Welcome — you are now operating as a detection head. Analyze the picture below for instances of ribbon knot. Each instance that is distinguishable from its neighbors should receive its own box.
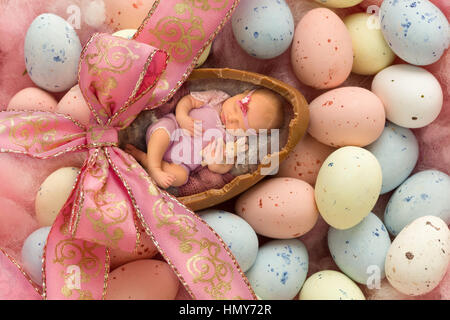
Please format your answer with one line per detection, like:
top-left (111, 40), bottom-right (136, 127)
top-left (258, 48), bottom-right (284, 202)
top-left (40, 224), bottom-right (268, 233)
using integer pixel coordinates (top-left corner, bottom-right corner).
top-left (86, 126), bottom-right (119, 147)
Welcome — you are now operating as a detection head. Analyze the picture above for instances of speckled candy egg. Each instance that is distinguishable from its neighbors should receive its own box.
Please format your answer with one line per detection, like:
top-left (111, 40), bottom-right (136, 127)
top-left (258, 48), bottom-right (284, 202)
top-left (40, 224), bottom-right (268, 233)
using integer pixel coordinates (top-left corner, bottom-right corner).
top-left (308, 87), bottom-right (386, 148)
top-left (344, 13), bottom-right (396, 75)
top-left (372, 64), bottom-right (443, 128)
top-left (8, 87), bottom-right (58, 112)
top-left (106, 0), bottom-right (156, 32)
top-left (236, 178), bottom-right (319, 239)
top-left (380, 0), bottom-right (450, 66)
top-left (21, 227), bottom-right (51, 284)
top-left (106, 260), bottom-right (179, 300)
top-left (56, 85), bottom-right (91, 126)
top-left (199, 210), bottom-right (258, 272)
top-left (35, 167), bottom-right (80, 227)
top-left (232, 0), bottom-right (294, 59)
top-left (112, 29), bottom-right (137, 40)
top-left (328, 213), bottom-right (391, 285)
top-left (384, 170), bottom-right (450, 236)
top-left (24, 14), bottom-right (82, 92)
top-left (385, 216), bottom-right (450, 296)
top-left (314, 0), bottom-right (363, 8)
top-left (246, 239), bottom-right (309, 300)
top-left (299, 270), bottom-right (365, 300)
top-left (366, 122), bottom-right (419, 194)
top-left (291, 8), bottom-right (353, 89)
top-left (276, 134), bottom-right (336, 186)
top-left (315, 147), bottom-right (382, 230)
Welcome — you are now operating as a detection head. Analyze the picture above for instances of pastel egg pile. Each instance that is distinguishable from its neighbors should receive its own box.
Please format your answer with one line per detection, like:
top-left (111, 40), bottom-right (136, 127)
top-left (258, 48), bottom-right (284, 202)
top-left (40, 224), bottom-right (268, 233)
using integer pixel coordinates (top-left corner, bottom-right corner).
top-left (12, 0), bottom-right (450, 301)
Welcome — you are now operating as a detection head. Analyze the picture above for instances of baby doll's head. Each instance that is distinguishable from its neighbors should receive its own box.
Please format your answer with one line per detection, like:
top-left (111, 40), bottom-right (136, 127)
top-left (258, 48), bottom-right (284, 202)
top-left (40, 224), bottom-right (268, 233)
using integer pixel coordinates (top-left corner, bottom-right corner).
top-left (221, 88), bottom-right (285, 133)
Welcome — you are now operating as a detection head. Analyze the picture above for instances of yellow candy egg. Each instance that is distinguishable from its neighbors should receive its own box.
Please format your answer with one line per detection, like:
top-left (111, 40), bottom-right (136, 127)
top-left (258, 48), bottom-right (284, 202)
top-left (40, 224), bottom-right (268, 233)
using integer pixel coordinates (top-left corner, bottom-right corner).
top-left (344, 13), bottom-right (396, 75)
top-left (315, 147), bottom-right (382, 230)
top-left (299, 270), bottom-right (365, 300)
top-left (112, 29), bottom-right (137, 40)
top-left (105, 0), bottom-right (156, 32)
top-left (195, 44), bottom-right (212, 68)
top-left (314, 0), bottom-right (363, 8)
top-left (35, 167), bottom-right (80, 227)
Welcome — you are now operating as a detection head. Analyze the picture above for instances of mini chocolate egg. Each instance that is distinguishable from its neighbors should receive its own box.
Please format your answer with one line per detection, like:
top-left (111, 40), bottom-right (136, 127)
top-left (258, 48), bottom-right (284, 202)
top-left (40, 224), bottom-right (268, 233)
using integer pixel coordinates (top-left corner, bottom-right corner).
top-left (21, 227), bottom-right (51, 284)
top-left (276, 134), bottom-right (336, 186)
top-left (380, 0), bottom-right (450, 66)
top-left (384, 170), bottom-right (450, 236)
top-left (232, 0), bottom-right (294, 59)
top-left (35, 167), bottom-right (80, 227)
top-left (112, 29), bottom-right (137, 40)
top-left (314, 0), bottom-right (363, 8)
top-left (308, 87), bottom-right (386, 148)
top-left (199, 210), bottom-right (258, 272)
top-left (105, 0), bottom-right (156, 32)
top-left (7, 87), bottom-right (58, 112)
top-left (299, 270), bottom-right (365, 300)
top-left (236, 178), bottom-right (319, 239)
top-left (328, 213), bottom-right (391, 285)
top-left (246, 239), bottom-right (309, 300)
top-left (106, 260), bottom-right (179, 300)
top-left (24, 14), bottom-right (82, 92)
top-left (372, 64), bottom-right (443, 129)
top-left (109, 228), bottom-right (158, 270)
top-left (385, 216), bottom-right (449, 296)
top-left (366, 122), bottom-right (419, 194)
top-left (315, 147), bottom-right (382, 230)
top-left (344, 13), bottom-right (396, 75)
top-left (291, 8), bottom-right (353, 89)
top-left (56, 85), bottom-right (91, 126)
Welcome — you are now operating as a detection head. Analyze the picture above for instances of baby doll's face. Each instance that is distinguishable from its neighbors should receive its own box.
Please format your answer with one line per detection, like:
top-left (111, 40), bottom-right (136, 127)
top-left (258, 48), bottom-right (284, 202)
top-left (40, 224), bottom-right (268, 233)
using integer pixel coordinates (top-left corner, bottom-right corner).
top-left (220, 90), bottom-right (283, 132)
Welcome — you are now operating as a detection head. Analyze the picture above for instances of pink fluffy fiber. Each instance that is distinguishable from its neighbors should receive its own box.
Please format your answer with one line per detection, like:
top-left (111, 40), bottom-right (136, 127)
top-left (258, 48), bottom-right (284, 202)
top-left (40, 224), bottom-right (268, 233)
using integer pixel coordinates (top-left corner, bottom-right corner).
top-left (0, 0), bottom-right (448, 300)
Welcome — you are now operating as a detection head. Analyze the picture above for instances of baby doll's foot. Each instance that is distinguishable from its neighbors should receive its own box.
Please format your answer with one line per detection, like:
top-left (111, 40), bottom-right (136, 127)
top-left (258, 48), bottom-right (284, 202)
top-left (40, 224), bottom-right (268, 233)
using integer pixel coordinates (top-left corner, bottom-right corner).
top-left (149, 168), bottom-right (176, 189)
top-left (125, 144), bottom-right (148, 168)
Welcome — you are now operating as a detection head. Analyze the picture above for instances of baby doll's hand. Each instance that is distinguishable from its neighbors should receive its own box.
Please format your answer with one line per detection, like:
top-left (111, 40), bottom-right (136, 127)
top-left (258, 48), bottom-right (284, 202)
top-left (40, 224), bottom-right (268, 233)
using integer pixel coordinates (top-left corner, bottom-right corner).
top-left (177, 114), bottom-right (204, 137)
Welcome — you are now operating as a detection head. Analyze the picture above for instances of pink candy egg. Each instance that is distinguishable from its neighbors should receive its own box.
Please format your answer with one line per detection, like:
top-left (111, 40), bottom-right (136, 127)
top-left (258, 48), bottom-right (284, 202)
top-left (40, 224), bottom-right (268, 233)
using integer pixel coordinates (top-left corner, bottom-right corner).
top-left (56, 85), bottom-right (91, 126)
top-left (7, 87), bottom-right (57, 112)
top-left (236, 178), bottom-right (319, 239)
top-left (291, 8), bottom-right (353, 89)
top-left (109, 228), bottom-right (159, 270)
top-left (308, 87), bottom-right (386, 147)
top-left (106, 259), bottom-right (180, 300)
top-left (105, 0), bottom-right (156, 32)
top-left (277, 134), bottom-right (336, 186)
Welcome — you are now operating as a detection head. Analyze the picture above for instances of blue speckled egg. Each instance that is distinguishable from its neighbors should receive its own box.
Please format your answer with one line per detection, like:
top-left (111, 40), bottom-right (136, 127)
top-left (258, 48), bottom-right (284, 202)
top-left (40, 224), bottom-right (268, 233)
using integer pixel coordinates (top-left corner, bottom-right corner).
top-left (366, 122), bottom-right (419, 194)
top-left (25, 14), bottom-right (82, 92)
top-left (380, 0), bottom-right (449, 66)
top-left (384, 170), bottom-right (450, 236)
top-left (21, 227), bottom-right (51, 284)
top-left (232, 0), bottom-right (294, 59)
top-left (199, 209), bottom-right (258, 272)
top-left (245, 239), bottom-right (308, 300)
top-left (328, 212), bottom-right (391, 285)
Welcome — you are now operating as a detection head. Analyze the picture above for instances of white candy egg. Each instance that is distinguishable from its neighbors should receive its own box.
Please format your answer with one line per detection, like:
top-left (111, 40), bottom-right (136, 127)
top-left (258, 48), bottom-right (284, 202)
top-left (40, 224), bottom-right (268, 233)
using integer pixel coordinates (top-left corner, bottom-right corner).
top-left (366, 122), bottom-right (419, 194)
top-left (328, 213), bottom-right (391, 285)
top-left (24, 14), bottom-right (82, 92)
top-left (21, 227), bottom-right (51, 285)
top-left (232, 0), bottom-right (294, 59)
top-left (199, 209), bottom-right (258, 272)
top-left (246, 239), bottom-right (309, 300)
top-left (384, 170), bottom-right (450, 236)
top-left (385, 216), bottom-right (449, 296)
top-left (372, 64), bottom-right (443, 128)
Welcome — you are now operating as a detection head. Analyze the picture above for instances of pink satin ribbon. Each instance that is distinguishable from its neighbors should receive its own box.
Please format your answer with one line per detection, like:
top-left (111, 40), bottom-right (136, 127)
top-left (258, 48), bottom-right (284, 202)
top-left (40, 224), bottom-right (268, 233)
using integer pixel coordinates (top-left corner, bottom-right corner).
top-left (0, 0), bottom-right (256, 300)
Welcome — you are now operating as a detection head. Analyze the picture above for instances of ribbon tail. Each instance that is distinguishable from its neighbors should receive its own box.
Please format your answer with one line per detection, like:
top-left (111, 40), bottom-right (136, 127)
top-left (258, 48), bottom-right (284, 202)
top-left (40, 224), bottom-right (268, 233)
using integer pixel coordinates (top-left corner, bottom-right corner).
top-left (44, 201), bottom-right (109, 300)
top-left (0, 249), bottom-right (42, 300)
top-left (106, 147), bottom-right (257, 300)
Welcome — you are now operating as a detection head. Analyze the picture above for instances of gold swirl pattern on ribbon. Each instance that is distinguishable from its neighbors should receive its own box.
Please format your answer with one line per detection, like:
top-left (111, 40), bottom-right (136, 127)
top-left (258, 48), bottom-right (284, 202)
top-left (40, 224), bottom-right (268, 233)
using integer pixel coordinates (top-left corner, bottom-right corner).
top-left (184, 0), bottom-right (229, 11)
top-left (153, 198), bottom-right (241, 299)
top-left (148, 3), bottom-right (205, 62)
top-left (0, 113), bottom-right (84, 153)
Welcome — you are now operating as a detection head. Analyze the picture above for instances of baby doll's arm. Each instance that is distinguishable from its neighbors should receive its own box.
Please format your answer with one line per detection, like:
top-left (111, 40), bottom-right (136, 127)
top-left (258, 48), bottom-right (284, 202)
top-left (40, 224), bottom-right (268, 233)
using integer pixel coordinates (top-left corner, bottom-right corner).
top-left (208, 163), bottom-right (234, 175)
top-left (201, 139), bottom-right (234, 174)
top-left (175, 95), bottom-right (205, 136)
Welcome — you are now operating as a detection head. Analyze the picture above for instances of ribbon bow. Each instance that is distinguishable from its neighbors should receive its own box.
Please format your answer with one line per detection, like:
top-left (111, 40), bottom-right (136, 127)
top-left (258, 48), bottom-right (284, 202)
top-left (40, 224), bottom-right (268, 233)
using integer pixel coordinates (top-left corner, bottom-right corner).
top-left (0, 0), bottom-right (256, 300)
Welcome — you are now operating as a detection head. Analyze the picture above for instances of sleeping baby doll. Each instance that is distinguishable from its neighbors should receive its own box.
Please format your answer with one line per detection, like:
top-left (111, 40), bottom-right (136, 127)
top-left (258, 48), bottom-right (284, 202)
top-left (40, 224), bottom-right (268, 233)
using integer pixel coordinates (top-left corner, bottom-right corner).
top-left (125, 89), bottom-right (284, 189)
